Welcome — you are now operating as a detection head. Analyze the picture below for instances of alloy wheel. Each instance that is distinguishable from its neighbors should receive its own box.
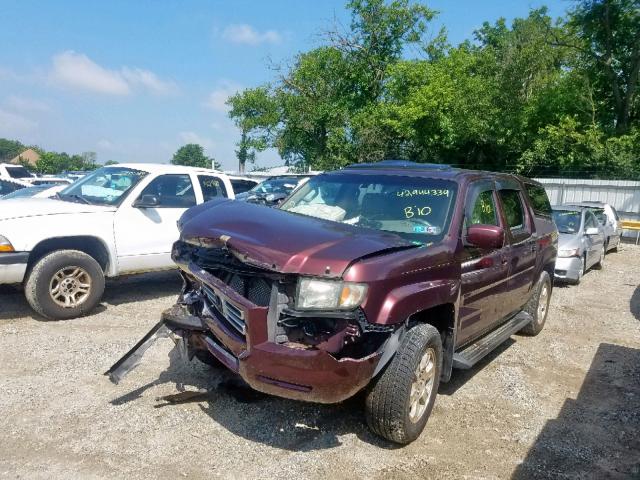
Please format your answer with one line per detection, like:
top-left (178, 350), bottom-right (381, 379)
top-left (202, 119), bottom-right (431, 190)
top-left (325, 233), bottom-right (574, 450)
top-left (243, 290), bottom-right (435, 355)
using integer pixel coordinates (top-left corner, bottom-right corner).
top-left (537, 283), bottom-right (549, 322)
top-left (409, 348), bottom-right (436, 423)
top-left (49, 266), bottom-right (92, 308)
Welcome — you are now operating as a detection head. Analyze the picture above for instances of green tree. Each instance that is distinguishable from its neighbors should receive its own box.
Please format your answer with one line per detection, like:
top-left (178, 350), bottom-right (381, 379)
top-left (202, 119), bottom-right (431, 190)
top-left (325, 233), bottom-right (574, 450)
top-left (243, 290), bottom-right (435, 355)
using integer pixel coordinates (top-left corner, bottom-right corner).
top-left (227, 87), bottom-right (278, 172)
top-left (559, 0), bottom-right (640, 134)
top-left (35, 152), bottom-right (88, 174)
top-left (171, 144), bottom-right (220, 169)
top-left (224, 0), bottom-right (640, 179)
top-left (104, 160), bottom-right (119, 166)
top-left (0, 138), bottom-right (25, 161)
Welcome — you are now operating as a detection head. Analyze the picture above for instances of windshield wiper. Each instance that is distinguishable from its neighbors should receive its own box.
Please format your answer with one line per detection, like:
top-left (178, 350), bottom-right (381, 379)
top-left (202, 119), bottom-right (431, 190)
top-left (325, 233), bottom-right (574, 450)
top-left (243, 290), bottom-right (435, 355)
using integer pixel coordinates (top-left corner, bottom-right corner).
top-left (57, 193), bottom-right (92, 205)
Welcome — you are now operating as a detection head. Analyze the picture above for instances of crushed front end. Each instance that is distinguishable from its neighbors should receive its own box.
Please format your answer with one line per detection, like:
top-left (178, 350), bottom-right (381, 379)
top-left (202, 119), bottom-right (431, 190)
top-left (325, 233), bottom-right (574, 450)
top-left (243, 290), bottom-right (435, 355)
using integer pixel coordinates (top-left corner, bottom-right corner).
top-left (107, 240), bottom-right (396, 404)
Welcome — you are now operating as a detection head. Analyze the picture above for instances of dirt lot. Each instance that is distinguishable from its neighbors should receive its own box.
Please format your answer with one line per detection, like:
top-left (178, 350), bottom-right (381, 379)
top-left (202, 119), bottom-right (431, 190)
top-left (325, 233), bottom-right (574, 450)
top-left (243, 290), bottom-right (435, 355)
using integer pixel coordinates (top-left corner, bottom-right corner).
top-left (1, 246), bottom-right (639, 480)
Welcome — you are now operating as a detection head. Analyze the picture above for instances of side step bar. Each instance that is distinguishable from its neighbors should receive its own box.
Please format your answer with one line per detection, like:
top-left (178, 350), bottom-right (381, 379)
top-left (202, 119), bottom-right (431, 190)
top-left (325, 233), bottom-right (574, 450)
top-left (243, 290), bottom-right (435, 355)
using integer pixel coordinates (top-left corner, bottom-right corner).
top-left (452, 311), bottom-right (532, 369)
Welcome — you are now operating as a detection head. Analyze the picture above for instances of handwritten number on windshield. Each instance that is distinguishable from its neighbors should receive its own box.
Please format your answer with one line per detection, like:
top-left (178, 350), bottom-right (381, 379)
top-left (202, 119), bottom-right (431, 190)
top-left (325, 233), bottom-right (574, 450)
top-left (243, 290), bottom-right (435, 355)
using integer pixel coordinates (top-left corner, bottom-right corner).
top-left (404, 206), bottom-right (432, 219)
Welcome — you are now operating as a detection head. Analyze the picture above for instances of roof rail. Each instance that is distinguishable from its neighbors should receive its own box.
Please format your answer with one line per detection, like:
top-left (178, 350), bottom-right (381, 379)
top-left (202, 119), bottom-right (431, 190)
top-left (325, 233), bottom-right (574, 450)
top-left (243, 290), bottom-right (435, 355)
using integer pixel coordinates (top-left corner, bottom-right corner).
top-left (345, 160), bottom-right (451, 170)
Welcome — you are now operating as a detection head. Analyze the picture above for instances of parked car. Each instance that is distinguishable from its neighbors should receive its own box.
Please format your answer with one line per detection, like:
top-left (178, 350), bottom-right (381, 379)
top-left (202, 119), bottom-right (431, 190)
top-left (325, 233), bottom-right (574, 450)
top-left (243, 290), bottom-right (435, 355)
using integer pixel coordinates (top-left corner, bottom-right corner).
top-left (0, 178), bottom-right (30, 197)
top-left (0, 163), bottom-right (35, 181)
top-left (27, 176), bottom-right (73, 186)
top-left (227, 176), bottom-right (259, 195)
top-left (107, 160), bottom-right (557, 444)
top-left (551, 206), bottom-right (605, 284)
top-left (1, 184), bottom-right (67, 200)
top-left (564, 201), bottom-right (622, 253)
top-left (235, 175), bottom-right (310, 206)
top-left (0, 163), bottom-right (234, 320)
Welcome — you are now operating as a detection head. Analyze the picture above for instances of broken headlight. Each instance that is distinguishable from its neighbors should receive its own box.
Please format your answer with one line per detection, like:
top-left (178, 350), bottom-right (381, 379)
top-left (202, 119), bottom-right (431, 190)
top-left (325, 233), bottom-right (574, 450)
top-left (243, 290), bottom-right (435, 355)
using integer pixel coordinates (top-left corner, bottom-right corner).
top-left (295, 278), bottom-right (367, 310)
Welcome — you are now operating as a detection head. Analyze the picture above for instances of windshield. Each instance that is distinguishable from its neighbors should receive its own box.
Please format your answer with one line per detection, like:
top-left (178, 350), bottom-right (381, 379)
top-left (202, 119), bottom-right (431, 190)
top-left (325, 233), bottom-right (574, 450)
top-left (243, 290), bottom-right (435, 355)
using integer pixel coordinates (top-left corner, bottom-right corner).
top-left (280, 173), bottom-right (457, 243)
top-left (58, 167), bottom-right (147, 206)
top-left (1, 185), bottom-right (49, 199)
top-left (251, 177), bottom-right (300, 195)
top-left (552, 210), bottom-right (582, 234)
top-left (6, 165), bottom-right (33, 179)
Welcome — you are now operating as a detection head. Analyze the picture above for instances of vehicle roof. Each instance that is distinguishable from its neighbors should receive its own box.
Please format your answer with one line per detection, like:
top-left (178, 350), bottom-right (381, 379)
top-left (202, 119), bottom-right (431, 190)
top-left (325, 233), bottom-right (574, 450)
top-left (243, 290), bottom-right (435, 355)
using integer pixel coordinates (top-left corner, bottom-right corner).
top-left (564, 201), bottom-right (607, 208)
top-left (335, 160), bottom-right (541, 186)
top-left (227, 175), bottom-right (259, 182)
top-left (108, 163), bottom-right (226, 175)
top-left (552, 205), bottom-right (589, 212)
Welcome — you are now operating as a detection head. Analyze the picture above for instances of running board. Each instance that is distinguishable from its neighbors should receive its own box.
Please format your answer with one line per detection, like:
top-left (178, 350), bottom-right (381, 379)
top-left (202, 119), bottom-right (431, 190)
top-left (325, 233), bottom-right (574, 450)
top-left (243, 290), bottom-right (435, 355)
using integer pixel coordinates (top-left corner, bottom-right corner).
top-left (452, 311), bottom-right (532, 369)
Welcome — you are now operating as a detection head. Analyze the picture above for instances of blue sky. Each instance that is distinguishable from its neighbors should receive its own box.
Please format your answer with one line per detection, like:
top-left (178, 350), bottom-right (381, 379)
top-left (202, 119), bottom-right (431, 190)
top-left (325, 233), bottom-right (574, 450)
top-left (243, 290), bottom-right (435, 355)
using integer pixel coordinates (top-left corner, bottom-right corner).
top-left (0, 0), bottom-right (568, 171)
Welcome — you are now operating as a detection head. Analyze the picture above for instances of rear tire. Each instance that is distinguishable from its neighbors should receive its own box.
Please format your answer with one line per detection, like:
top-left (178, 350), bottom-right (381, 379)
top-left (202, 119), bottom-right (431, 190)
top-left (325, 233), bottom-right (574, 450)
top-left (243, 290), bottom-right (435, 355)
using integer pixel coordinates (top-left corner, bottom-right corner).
top-left (25, 250), bottom-right (105, 320)
top-left (520, 271), bottom-right (551, 336)
top-left (365, 323), bottom-right (442, 444)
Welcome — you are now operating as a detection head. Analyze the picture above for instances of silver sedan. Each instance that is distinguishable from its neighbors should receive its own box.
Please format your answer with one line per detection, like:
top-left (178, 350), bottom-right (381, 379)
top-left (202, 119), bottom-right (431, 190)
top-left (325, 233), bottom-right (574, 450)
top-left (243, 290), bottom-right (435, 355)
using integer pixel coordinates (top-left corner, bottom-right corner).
top-left (551, 206), bottom-right (606, 284)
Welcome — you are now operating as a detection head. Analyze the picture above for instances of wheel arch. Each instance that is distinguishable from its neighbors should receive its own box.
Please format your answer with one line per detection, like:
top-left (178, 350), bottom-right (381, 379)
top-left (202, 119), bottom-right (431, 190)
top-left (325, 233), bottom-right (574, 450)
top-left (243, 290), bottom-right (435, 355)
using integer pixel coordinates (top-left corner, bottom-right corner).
top-left (408, 303), bottom-right (457, 383)
top-left (27, 236), bottom-right (112, 277)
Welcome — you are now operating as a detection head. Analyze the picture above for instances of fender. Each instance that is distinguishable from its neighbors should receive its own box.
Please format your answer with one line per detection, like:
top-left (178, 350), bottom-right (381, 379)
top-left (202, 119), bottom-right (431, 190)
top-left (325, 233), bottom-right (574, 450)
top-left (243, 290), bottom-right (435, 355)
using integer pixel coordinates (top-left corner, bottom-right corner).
top-left (371, 278), bottom-right (460, 326)
top-left (370, 280), bottom-right (461, 382)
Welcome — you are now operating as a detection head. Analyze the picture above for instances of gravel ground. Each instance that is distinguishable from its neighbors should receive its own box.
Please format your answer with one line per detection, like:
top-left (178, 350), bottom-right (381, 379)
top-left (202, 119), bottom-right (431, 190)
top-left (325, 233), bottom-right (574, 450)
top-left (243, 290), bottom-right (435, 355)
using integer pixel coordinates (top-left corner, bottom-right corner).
top-left (1, 245), bottom-right (639, 479)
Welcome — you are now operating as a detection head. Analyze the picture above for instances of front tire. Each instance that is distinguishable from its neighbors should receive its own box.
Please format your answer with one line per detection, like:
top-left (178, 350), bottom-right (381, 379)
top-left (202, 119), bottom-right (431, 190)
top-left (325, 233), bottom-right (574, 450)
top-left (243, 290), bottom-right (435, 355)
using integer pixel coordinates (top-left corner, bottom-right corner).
top-left (25, 250), bottom-right (105, 320)
top-left (365, 323), bottom-right (442, 444)
top-left (520, 271), bottom-right (551, 336)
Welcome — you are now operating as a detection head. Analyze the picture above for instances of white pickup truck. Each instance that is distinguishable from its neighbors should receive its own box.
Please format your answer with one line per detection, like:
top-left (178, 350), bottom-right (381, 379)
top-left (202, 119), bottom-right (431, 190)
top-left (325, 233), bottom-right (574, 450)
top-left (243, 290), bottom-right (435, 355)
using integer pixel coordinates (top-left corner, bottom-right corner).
top-left (0, 163), bottom-right (234, 319)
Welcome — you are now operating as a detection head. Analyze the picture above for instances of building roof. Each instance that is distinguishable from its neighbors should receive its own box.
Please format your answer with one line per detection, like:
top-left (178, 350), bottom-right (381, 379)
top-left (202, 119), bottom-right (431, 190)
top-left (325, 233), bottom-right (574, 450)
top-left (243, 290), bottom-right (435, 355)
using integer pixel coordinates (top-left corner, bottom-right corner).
top-left (10, 148), bottom-right (40, 166)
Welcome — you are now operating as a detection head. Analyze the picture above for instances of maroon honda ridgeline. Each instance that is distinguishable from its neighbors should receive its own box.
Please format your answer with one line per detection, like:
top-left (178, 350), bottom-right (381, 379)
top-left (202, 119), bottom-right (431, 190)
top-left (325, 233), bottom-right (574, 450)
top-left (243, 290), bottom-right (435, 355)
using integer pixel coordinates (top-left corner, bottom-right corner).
top-left (107, 161), bottom-right (557, 444)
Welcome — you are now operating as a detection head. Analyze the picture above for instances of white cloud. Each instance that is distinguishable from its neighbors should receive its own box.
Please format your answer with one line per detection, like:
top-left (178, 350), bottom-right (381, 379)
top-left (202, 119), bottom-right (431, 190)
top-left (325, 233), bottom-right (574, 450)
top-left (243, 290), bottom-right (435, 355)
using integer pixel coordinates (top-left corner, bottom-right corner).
top-left (121, 67), bottom-right (177, 95)
top-left (0, 108), bottom-right (37, 135)
top-left (97, 139), bottom-right (114, 150)
top-left (222, 24), bottom-right (282, 46)
top-left (204, 81), bottom-right (242, 112)
top-left (50, 51), bottom-right (130, 95)
top-left (179, 131), bottom-right (215, 150)
top-left (4, 95), bottom-right (50, 112)
top-left (49, 51), bottom-right (177, 96)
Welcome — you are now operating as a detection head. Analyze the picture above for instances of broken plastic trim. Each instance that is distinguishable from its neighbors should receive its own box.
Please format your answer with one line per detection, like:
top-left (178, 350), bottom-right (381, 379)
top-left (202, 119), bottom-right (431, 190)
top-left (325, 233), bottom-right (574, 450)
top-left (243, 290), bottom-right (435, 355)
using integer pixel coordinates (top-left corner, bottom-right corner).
top-left (104, 320), bottom-right (172, 384)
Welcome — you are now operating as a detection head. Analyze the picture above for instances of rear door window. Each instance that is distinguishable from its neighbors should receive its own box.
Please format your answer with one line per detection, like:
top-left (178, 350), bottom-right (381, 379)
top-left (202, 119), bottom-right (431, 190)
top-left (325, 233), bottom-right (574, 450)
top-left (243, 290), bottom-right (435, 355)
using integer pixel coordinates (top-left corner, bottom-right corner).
top-left (198, 175), bottom-right (228, 201)
top-left (499, 189), bottom-right (531, 241)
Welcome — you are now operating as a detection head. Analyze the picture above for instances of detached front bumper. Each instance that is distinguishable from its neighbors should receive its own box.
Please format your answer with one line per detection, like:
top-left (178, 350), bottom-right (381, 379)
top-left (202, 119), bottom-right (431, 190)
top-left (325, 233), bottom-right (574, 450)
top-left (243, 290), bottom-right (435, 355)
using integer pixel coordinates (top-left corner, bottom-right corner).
top-left (106, 265), bottom-right (383, 404)
top-left (554, 256), bottom-right (583, 282)
top-left (0, 252), bottom-right (29, 284)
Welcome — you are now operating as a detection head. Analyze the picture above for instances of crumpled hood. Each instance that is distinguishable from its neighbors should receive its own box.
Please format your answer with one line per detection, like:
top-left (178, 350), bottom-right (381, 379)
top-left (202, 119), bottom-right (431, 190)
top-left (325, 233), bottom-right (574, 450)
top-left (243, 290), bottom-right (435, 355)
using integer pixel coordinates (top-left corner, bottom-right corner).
top-left (179, 199), bottom-right (415, 277)
top-left (0, 198), bottom-right (116, 221)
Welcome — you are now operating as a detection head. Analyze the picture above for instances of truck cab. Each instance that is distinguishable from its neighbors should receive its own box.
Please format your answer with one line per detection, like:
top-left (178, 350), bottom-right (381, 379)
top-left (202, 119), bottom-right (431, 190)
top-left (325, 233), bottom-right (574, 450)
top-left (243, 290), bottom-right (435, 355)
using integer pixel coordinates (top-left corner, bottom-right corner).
top-left (0, 163), bottom-right (233, 319)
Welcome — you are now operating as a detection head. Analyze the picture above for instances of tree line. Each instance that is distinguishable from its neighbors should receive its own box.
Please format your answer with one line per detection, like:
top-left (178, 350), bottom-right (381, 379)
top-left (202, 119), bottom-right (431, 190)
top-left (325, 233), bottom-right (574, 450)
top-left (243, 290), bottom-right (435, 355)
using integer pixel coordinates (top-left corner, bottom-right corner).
top-left (0, 138), bottom-right (219, 174)
top-left (228, 0), bottom-right (640, 179)
top-left (0, 138), bottom-right (112, 174)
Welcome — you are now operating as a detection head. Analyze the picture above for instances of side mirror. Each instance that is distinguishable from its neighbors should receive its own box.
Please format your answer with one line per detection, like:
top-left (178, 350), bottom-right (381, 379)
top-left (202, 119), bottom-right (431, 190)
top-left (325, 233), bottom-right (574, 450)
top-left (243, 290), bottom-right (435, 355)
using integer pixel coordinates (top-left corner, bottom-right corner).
top-left (133, 194), bottom-right (160, 208)
top-left (466, 224), bottom-right (505, 249)
top-left (585, 227), bottom-right (599, 236)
